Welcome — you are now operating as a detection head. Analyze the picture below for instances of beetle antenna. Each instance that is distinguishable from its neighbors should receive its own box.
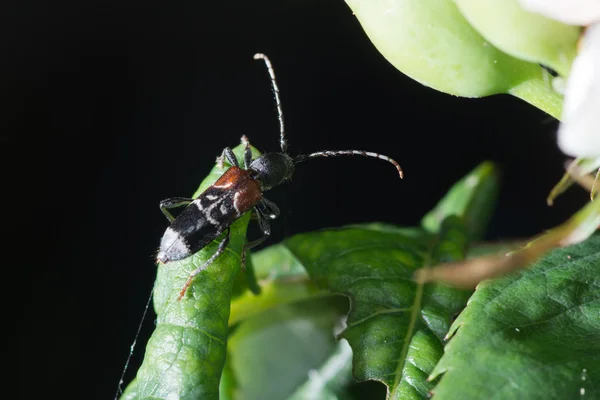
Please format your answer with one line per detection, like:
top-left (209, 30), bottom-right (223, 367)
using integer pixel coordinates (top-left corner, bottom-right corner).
top-left (254, 53), bottom-right (287, 153)
top-left (295, 150), bottom-right (404, 179)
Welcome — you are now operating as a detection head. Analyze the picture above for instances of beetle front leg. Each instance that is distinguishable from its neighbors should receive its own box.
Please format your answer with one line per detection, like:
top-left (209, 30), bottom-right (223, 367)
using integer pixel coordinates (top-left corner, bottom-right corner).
top-left (216, 147), bottom-right (239, 169)
top-left (159, 197), bottom-right (194, 222)
top-left (178, 228), bottom-right (231, 301)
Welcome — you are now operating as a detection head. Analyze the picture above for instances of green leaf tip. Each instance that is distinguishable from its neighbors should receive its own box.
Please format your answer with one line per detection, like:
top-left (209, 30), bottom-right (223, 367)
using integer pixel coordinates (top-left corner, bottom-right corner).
top-left (422, 161), bottom-right (500, 242)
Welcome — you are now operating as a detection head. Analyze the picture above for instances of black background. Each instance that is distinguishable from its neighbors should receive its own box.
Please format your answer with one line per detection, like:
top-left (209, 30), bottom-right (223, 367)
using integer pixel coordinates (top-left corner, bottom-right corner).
top-left (2, 1), bottom-right (586, 399)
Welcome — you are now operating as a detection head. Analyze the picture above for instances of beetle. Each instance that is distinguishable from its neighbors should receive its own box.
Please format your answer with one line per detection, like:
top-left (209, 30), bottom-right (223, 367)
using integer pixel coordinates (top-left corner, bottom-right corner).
top-left (157, 53), bottom-right (404, 300)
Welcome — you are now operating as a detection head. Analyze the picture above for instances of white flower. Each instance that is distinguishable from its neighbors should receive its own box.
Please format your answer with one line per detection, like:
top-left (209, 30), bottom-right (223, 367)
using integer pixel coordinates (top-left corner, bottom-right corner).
top-left (519, 0), bottom-right (600, 26)
top-left (558, 24), bottom-right (600, 158)
top-left (519, 0), bottom-right (600, 158)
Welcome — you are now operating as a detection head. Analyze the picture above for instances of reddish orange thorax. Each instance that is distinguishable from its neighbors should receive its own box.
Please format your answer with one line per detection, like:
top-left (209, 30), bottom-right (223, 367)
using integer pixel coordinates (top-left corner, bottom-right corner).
top-left (213, 166), bottom-right (263, 214)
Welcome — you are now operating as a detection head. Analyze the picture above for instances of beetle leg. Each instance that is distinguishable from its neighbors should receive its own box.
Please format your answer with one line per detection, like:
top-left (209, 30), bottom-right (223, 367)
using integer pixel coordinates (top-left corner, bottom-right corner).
top-left (178, 228), bottom-right (231, 301)
top-left (159, 197), bottom-right (194, 222)
top-left (242, 136), bottom-right (253, 169)
top-left (256, 197), bottom-right (280, 220)
top-left (241, 208), bottom-right (271, 270)
top-left (216, 147), bottom-right (238, 169)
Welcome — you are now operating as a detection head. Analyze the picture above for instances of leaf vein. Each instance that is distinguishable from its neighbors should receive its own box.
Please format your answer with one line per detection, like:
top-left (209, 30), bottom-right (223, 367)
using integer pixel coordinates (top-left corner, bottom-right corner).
top-left (346, 307), bottom-right (412, 330)
top-left (160, 322), bottom-right (226, 347)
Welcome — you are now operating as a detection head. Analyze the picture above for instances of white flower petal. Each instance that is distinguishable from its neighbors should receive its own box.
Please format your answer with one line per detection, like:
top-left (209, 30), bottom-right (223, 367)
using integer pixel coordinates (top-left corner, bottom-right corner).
top-left (558, 23), bottom-right (600, 158)
top-left (519, 0), bottom-right (600, 26)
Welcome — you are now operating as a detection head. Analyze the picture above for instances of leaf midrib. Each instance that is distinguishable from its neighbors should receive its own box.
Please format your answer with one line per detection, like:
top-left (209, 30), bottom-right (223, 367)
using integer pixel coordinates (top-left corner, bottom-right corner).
top-left (389, 278), bottom-right (425, 398)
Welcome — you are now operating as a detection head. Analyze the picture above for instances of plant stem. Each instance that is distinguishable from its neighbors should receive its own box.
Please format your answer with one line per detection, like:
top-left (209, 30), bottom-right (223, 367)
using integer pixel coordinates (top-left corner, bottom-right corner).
top-left (508, 75), bottom-right (563, 120)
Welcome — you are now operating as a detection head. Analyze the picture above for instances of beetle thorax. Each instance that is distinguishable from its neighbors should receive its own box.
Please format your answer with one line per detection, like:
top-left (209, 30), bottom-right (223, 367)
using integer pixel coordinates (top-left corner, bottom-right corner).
top-left (249, 152), bottom-right (294, 190)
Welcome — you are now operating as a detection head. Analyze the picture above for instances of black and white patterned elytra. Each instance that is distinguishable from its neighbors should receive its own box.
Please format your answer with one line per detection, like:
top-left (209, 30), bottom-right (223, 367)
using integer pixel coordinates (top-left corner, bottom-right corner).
top-left (158, 165), bottom-right (263, 264)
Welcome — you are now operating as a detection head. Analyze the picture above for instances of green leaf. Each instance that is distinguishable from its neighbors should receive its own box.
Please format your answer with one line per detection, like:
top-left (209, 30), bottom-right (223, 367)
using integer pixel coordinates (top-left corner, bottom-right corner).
top-left (345, 0), bottom-right (563, 118)
top-left (421, 161), bottom-right (499, 242)
top-left (251, 242), bottom-right (312, 280)
top-left (285, 217), bottom-right (472, 399)
top-left (231, 247), bottom-right (261, 299)
top-left (229, 244), bottom-right (327, 327)
top-left (219, 356), bottom-right (237, 400)
top-left (430, 235), bottom-right (600, 399)
top-left (224, 244), bottom-right (348, 399)
top-left (454, 0), bottom-right (580, 76)
top-left (225, 297), bottom-right (350, 400)
top-left (122, 143), bottom-right (260, 400)
top-left (287, 340), bottom-right (354, 400)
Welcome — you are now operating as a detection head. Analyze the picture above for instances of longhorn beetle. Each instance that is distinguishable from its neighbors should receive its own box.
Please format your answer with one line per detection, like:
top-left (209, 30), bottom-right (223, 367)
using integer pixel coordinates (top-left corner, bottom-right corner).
top-left (158, 53), bottom-right (403, 300)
